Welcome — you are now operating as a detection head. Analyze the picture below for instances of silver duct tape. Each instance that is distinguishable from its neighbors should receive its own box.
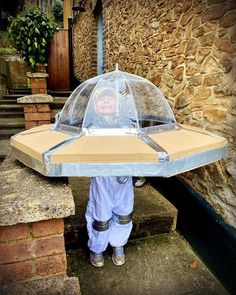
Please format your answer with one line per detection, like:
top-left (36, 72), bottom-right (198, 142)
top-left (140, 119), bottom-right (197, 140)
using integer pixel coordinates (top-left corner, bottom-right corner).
top-left (11, 145), bottom-right (227, 177)
top-left (11, 146), bottom-right (47, 175)
top-left (43, 133), bottom-right (84, 164)
top-left (138, 133), bottom-right (169, 162)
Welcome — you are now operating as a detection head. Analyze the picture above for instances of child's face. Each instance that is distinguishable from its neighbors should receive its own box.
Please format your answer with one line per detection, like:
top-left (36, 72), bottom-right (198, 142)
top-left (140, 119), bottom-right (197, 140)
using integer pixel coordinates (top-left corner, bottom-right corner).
top-left (96, 94), bottom-right (116, 116)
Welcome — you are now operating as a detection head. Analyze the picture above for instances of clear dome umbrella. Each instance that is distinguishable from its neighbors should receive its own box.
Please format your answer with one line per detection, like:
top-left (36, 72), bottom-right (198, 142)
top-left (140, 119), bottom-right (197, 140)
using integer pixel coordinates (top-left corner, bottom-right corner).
top-left (11, 66), bottom-right (227, 177)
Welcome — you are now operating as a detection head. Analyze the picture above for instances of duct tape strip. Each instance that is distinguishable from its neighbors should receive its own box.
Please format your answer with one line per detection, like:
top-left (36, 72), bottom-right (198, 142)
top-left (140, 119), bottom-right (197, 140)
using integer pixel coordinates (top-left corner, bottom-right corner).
top-left (43, 132), bottom-right (84, 164)
top-left (11, 145), bottom-right (227, 177)
top-left (138, 133), bottom-right (169, 162)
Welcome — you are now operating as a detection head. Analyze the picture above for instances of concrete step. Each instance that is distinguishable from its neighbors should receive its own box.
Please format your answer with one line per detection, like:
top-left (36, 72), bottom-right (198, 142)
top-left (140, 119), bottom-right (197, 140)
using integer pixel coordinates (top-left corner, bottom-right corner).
top-left (51, 97), bottom-right (67, 121)
top-left (0, 111), bottom-right (24, 118)
top-left (67, 232), bottom-right (230, 295)
top-left (2, 94), bottom-right (24, 100)
top-left (52, 97), bottom-right (68, 104)
top-left (9, 88), bottom-right (31, 95)
top-left (0, 99), bottom-right (19, 104)
top-left (48, 90), bottom-right (72, 97)
top-left (0, 128), bottom-right (25, 139)
top-left (65, 178), bottom-right (177, 249)
top-left (0, 118), bottom-right (25, 129)
top-left (0, 104), bottom-right (23, 111)
top-left (0, 139), bottom-right (11, 158)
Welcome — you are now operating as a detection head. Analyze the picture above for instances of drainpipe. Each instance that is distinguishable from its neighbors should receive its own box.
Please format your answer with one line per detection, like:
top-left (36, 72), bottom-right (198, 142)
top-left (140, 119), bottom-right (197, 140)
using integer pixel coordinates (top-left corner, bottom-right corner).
top-left (68, 17), bottom-right (81, 90)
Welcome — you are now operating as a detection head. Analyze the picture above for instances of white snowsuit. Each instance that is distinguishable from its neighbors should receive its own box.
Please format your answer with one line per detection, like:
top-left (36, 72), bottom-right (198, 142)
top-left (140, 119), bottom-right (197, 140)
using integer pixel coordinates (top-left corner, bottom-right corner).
top-left (86, 176), bottom-right (134, 254)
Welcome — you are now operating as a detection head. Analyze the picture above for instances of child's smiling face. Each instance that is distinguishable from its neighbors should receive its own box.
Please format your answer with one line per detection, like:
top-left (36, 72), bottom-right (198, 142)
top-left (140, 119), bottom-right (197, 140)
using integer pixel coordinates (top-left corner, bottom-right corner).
top-left (96, 92), bottom-right (116, 116)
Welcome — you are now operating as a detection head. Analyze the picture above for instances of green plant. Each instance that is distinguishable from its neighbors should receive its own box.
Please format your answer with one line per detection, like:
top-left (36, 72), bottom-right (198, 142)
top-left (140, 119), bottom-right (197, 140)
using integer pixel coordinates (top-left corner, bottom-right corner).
top-left (8, 8), bottom-right (58, 69)
top-left (51, 1), bottom-right (63, 27)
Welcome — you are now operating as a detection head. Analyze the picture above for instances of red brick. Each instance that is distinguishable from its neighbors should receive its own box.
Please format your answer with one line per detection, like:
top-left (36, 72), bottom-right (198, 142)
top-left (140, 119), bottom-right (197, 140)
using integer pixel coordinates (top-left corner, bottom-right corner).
top-left (36, 236), bottom-right (65, 258)
top-left (0, 261), bottom-right (33, 285)
top-left (25, 112), bottom-right (51, 121)
top-left (0, 241), bottom-right (35, 264)
top-left (25, 121), bottom-right (38, 129)
top-left (31, 79), bottom-right (47, 89)
top-left (36, 104), bottom-right (50, 113)
top-left (35, 253), bottom-right (67, 277)
top-left (24, 104), bottom-right (37, 113)
top-left (38, 88), bottom-right (47, 94)
top-left (37, 120), bottom-right (51, 125)
top-left (32, 219), bottom-right (64, 238)
top-left (32, 88), bottom-right (47, 94)
top-left (0, 224), bottom-right (30, 242)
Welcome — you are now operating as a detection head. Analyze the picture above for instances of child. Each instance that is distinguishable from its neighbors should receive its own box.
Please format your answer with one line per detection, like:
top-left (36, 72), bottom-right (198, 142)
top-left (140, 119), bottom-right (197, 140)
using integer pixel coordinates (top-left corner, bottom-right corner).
top-left (85, 87), bottom-right (134, 267)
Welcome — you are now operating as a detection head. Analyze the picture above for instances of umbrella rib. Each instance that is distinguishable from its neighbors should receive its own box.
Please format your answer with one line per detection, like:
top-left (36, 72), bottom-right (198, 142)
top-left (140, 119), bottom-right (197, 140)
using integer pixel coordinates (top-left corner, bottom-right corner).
top-left (43, 133), bottom-right (83, 164)
top-left (121, 72), bottom-right (140, 130)
top-left (138, 133), bottom-right (169, 162)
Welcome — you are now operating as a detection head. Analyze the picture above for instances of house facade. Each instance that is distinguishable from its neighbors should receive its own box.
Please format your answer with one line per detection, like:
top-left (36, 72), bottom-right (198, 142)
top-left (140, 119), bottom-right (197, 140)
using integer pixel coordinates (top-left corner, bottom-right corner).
top-left (72, 0), bottom-right (236, 228)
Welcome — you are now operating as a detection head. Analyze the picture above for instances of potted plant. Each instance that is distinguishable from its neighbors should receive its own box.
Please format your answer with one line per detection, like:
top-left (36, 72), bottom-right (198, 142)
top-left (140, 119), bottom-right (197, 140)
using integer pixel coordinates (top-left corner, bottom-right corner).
top-left (8, 7), bottom-right (58, 71)
top-left (8, 8), bottom-right (58, 94)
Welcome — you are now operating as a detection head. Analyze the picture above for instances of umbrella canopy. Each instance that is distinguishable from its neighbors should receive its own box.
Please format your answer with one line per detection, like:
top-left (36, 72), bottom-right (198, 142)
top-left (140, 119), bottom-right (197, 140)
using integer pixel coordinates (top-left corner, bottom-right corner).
top-left (11, 67), bottom-right (227, 177)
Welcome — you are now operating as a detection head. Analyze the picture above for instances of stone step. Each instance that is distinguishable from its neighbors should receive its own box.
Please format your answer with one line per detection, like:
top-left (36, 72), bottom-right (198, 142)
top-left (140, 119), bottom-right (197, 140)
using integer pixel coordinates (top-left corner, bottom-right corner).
top-left (48, 90), bottom-right (72, 97)
top-left (0, 139), bottom-right (11, 158)
top-left (0, 111), bottom-right (24, 118)
top-left (0, 118), bottom-right (25, 129)
top-left (2, 94), bottom-right (24, 100)
top-left (65, 178), bottom-right (177, 249)
top-left (9, 88), bottom-right (31, 95)
top-left (0, 99), bottom-right (19, 104)
top-left (52, 96), bottom-right (68, 104)
top-left (0, 104), bottom-right (23, 111)
top-left (0, 128), bottom-right (25, 139)
top-left (67, 233), bottom-right (229, 295)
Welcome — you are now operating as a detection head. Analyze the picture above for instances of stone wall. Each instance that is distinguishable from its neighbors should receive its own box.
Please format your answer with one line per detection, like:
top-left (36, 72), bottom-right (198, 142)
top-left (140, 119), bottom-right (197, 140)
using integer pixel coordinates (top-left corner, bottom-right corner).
top-left (0, 73), bottom-right (8, 98)
top-left (0, 53), bottom-right (31, 89)
top-left (72, 0), bottom-right (98, 81)
top-left (72, 0), bottom-right (236, 228)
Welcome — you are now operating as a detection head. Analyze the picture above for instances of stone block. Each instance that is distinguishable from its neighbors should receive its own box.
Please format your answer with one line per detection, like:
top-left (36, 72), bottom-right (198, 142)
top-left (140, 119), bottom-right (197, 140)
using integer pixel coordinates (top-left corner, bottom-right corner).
top-left (0, 154), bottom-right (75, 226)
top-left (17, 94), bottom-right (53, 104)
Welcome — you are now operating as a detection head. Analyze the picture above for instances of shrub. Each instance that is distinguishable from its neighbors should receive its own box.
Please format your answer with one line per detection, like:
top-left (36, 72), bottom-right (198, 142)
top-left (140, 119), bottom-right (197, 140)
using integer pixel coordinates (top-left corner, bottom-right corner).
top-left (52, 1), bottom-right (63, 27)
top-left (8, 8), bottom-right (58, 69)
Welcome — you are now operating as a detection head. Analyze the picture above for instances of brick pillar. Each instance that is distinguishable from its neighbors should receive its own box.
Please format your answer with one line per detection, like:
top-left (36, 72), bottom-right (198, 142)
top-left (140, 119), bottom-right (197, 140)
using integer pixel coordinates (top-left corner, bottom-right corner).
top-left (17, 94), bottom-right (53, 129)
top-left (0, 219), bottom-right (67, 285)
top-left (27, 72), bottom-right (48, 94)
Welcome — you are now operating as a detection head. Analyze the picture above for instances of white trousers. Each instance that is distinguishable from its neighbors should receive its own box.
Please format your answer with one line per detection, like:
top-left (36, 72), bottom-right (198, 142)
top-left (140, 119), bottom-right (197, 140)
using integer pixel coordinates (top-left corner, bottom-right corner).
top-left (85, 176), bottom-right (134, 254)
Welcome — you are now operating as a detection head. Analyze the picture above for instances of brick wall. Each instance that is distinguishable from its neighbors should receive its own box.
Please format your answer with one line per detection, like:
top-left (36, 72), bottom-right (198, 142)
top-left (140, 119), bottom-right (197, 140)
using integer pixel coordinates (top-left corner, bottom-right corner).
top-left (0, 219), bottom-right (67, 285)
top-left (31, 78), bottom-right (47, 94)
top-left (72, 0), bottom-right (236, 228)
top-left (23, 103), bottom-right (51, 129)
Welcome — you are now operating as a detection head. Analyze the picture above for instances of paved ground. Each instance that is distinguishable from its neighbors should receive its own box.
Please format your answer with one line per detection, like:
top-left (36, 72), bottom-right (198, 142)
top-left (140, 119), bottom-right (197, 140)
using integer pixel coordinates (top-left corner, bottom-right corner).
top-left (67, 232), bottom-right (230, 295)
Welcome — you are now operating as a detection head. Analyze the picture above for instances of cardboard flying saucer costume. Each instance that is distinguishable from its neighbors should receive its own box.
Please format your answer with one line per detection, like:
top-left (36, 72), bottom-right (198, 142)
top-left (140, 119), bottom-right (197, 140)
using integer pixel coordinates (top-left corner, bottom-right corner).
top-left (11, 68), bottom-right (227, 177)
